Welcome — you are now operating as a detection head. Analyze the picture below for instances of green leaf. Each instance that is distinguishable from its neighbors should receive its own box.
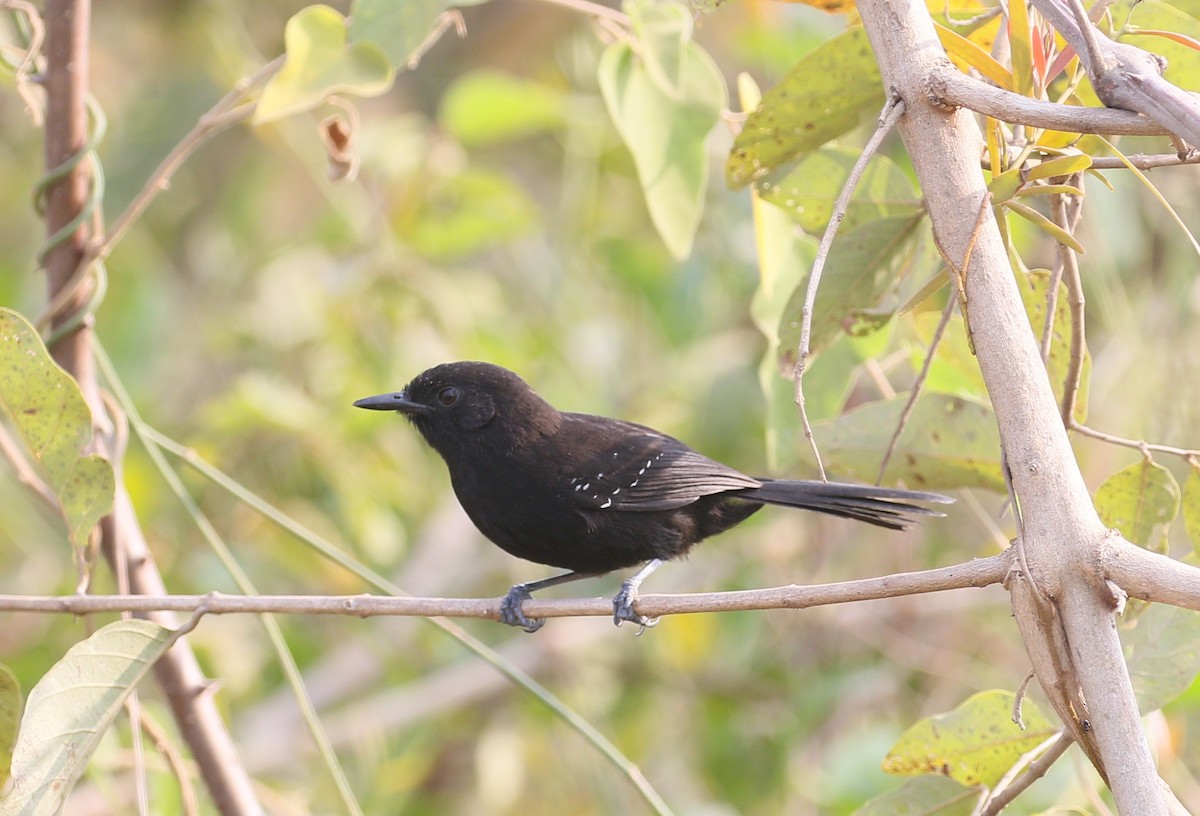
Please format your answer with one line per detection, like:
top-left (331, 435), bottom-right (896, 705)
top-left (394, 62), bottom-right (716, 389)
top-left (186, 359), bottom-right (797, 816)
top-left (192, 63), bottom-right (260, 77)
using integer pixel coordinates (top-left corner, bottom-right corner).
top-left (440, 70), bottom-right (567, 145)
top-left (727, 28), bottom-right (884, 189)
top-left (811, 394), bottom-right (1004, 491)
top-left (0, 308), bottom-right (114, 548)
top-left (882, 691), bottom-right (1056, 788)
top-left (852, 775), bottom-right (979, 816)
top-left (1123, 602), bottom-right (1200, 712)
top-left (1026, 154), bottom-right (1093, 181)
top-left (1095, 460), bottom-right (1180, 552)
top-left (777, 212), bottom-right (924, 360)
top-left (1, 621), bottom-right (174, 816)
top-left (755, 147), bottom-right (922, 235)
top-left (0, 666), bottom-right (19, 790)
top-left (256, 5), bottom-right (394, 124)
top-left (1184, 463), bottom-right (1200, 557)
top-left (598, 3), bottom-right (726, 260)
top-left (1017, 269), bottom-right (1091, 423)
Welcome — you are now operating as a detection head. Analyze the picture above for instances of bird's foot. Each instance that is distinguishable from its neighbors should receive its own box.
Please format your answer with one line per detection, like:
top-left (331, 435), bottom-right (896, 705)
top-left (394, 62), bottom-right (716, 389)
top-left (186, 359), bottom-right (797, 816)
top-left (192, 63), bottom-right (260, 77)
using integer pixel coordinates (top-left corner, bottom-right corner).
top-left (612, 581), bottom-right (659, 634)
top-left (500, 584), bottom-right (545, 633)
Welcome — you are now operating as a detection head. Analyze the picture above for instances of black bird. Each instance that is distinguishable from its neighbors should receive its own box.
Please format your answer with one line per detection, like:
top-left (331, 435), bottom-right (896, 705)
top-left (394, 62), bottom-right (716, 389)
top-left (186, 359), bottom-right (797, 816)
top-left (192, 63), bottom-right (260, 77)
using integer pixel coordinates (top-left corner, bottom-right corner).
top-left (355, 362), bottom-right (951, 632)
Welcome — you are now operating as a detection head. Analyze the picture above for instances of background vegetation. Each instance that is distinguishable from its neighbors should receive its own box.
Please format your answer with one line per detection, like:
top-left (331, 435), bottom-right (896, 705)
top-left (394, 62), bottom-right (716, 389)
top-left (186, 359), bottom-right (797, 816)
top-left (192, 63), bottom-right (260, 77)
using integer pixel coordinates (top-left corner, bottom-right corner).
top-left (3, 0), bottom-right (1200, 813)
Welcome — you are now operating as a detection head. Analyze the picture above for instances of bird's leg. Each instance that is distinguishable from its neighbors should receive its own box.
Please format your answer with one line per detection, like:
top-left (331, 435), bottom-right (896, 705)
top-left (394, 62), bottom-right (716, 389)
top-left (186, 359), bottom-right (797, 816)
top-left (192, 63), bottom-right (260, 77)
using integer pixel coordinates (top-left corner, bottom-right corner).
top-left (500, 570), bottom-right (595, 633)
top-left (612, 558), bottom-right (664, 632)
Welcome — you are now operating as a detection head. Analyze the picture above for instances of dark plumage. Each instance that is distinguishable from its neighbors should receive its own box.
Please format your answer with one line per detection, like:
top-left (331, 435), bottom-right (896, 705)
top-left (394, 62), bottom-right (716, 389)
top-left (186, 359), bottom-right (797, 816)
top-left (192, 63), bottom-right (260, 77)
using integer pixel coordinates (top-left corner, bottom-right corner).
top-left (355, 361), bottom-right (951, 632)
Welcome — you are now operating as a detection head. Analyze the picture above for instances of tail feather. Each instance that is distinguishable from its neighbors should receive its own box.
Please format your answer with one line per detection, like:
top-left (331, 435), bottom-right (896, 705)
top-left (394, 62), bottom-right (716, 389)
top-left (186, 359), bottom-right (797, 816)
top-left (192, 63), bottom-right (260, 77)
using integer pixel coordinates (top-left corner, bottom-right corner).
top-left (744, 479), bottom-right (952, 530)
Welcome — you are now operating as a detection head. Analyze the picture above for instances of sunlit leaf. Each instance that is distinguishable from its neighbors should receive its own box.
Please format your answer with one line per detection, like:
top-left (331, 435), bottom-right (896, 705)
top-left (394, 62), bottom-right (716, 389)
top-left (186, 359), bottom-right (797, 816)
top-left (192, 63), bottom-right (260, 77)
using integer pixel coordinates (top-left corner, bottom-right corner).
top-left (0, 666), bottom-right (18, 790)
top-left (1, 621), bottom-right (174, 816)
top-left (883, 691), bottom-right (1056, 788)
top-left (1123, 602), bottom-right (1200, 711)
top-left (256, 5), bottom-right (394, 124)
top-left (1095, 459), bottom-right (1180, 552)
top-left (754, 147), bottom-right (922, 235)
top-left (0, 308), bottom-right (114, 548)
top-left (934, 22), bottom-right (1013, 90)
top-left (440, 70), bottom-right (567, 145)
top-left (810, 393), bottom-right (1004, 491)
top-left (1026, 153), bottom-right (1093, 181)
top-left (598, 2), bottom-right (726, 259)
top-left (1007, 0), bottom-right (1033, 96)
top-left (1184, 463), bottom-right (1200, 557)
top-left (727, 28), bottom-right (883, 188)
top-left (1017, 269), bottom-right (1090, 423)
top-left (778, 212), bottom-right (924, 360)
top-left (852, 775), bottom-right (979, 815)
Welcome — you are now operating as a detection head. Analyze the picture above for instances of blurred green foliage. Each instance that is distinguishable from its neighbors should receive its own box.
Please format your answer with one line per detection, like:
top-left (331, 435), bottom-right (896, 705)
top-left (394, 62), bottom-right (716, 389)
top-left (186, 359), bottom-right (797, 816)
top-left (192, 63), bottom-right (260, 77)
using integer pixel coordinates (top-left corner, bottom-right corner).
top-left (3, 0), bottom-right (1200, 813)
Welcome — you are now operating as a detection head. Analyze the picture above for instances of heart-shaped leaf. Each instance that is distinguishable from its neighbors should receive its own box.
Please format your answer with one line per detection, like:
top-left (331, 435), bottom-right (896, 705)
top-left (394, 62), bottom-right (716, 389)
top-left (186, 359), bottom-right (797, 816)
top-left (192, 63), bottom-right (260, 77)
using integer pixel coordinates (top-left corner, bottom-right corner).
top-left (257, 5), bottom-right (394, 124)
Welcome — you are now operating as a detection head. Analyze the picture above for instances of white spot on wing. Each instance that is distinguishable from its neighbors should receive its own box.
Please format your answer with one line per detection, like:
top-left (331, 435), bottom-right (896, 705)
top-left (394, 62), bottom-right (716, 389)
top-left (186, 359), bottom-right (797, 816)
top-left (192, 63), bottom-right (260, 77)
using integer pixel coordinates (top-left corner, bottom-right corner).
top-left (601, 498), bottom-right (612, 508)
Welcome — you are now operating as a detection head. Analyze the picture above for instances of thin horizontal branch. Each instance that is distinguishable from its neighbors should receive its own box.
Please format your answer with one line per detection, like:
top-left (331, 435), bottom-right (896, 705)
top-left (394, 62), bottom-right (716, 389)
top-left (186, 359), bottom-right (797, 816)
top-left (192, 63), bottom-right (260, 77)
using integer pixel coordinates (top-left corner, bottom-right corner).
top-left (928, 63), bottom-right (1171, 136)
top-left (0, 552), bottom-right (1012, 622)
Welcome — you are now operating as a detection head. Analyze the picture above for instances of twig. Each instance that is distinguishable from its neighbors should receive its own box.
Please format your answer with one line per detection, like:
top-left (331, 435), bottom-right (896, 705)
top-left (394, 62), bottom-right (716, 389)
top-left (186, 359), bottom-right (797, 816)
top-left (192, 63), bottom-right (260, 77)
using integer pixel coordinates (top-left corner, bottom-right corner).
top-left (979, 732), bottom-right (1074, 816)
top-left (1012, 668), bottom-right (1037, 728)
top-left (0, 553), bottom-right (1013, 620)
top-left (136, 709), bottom-right (199, 816)
top-left (794, 93), bottom-right (907, 480)
top-left (534, 0), bottom-right (631, 25)
top-left (97, 55), bottom-right (285, 261)
top-left (0, 422), bottom-right (60, 512)
top-left (1055, 177), bottom-right (1086, 425)
top-left (404, 10), bottom-right (466, 70)
top-left (875, 294), bottom-right (956, 485)
top-left (1068, 422), bottom-right (1200, 459)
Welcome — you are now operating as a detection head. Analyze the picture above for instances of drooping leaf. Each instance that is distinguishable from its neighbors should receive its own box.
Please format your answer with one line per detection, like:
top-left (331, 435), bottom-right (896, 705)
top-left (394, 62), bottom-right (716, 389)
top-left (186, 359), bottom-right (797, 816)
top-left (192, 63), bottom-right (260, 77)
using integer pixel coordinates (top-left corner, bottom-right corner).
top-left (0, 308), bottom-right (114, 548)
top-left (754, 146), bottom-right (922, 235)
top-left (0, 666), bottom-right (19, 790)
top-left (1122, 602), bottom-right (1200, 711)
top-left (727, 27), bottom-right (883, 188)
top-left (440, 70), bottom-right (567, 145)
top-left (934, 22), bottom-right (1013, 90)
top-left (852, 775), bottom-right (979, 815)
top-left (1095, 459), bottom-right (1180, 552)
top-left (777, 212), bottom-right (925, 360)
top-left (810, 393), bottom-right (1004, 491)
top-left (256, 5), bottom-right (394, 124)
top-left (883, 691), bottom-right (1056, 788)
top-left (598, 1), bottom-right (726, 259)
top-left (1016, 269), bottom-right (1091, 423)
top-left (1, 621), bottom-right (174, 816)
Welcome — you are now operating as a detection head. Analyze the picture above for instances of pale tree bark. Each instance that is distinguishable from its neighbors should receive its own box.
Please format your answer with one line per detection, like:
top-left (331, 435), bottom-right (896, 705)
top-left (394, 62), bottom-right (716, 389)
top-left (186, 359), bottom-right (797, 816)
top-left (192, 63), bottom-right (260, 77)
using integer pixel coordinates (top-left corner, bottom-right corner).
top-left (855, 0), bottom-right (1195, 812)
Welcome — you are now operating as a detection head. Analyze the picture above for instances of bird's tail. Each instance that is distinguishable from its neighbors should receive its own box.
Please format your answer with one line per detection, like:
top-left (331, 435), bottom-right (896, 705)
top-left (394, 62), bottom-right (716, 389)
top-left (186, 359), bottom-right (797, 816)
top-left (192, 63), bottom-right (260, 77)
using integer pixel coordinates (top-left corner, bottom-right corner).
top-left (744, 480), bottom-right (952, 530)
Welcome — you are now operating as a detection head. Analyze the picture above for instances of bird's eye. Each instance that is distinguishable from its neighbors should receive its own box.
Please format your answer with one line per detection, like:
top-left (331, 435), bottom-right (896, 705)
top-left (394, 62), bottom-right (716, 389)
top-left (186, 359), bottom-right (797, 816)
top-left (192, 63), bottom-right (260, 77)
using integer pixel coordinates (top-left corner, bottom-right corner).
top-left (437, 386), bottom-right (460, 407)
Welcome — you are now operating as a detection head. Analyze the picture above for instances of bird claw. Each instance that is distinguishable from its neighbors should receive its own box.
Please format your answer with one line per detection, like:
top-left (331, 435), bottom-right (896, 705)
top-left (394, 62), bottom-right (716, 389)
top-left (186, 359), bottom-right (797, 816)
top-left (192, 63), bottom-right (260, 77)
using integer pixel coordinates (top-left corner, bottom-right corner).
top-left (612, 582), bottom-right (659, 633)
top-left (500, 585), bottom-right (545, 633)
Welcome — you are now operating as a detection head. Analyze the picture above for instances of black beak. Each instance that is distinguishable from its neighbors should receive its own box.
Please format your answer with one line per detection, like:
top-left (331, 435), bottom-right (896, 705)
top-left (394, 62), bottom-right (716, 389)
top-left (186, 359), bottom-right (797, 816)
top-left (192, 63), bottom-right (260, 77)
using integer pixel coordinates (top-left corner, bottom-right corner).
top-left (353, 392), bottom-right (432, 414)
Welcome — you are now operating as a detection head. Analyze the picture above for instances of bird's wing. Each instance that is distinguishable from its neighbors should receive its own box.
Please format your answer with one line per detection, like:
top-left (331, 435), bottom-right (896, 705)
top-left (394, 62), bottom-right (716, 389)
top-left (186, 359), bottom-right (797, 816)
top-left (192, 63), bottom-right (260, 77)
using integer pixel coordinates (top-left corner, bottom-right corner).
top-left (560, 414), bottom-right (761, 512)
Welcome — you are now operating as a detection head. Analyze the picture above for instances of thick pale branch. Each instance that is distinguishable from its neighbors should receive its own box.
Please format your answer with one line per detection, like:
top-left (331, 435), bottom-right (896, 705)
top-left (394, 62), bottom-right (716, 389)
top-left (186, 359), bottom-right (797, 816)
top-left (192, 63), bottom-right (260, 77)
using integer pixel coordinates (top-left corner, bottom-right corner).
top-left (0, 552), bottom-right (1011, 621)
top-left (1102, 535), bottom-right (1200, 611)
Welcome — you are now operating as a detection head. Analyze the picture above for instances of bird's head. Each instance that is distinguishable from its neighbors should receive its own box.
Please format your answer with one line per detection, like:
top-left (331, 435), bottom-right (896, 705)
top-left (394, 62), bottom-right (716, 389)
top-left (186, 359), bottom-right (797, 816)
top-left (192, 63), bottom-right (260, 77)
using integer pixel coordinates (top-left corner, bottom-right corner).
top-left (354, 361), bottom-right (558, 455)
